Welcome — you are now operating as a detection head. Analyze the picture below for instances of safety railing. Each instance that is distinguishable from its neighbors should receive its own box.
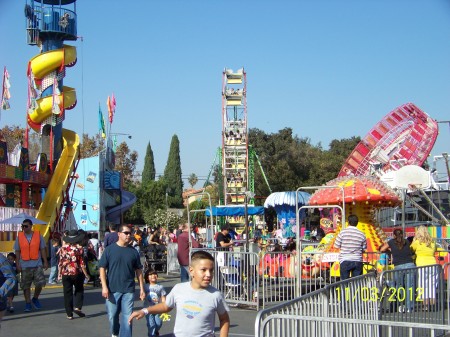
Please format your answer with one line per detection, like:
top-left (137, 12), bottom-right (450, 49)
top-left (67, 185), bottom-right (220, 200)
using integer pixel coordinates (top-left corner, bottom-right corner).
top-left (378, 264), bottom-right (447, 337)
top-left (192, 248), bottom-right (260, 310)
top-left (255, 273), bottom-right (379, 337)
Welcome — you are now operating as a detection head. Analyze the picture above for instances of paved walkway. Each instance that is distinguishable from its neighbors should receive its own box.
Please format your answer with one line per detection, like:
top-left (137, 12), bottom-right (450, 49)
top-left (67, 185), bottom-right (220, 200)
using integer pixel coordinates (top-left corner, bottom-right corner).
top-left (2, 273), bottom-right (257, 337)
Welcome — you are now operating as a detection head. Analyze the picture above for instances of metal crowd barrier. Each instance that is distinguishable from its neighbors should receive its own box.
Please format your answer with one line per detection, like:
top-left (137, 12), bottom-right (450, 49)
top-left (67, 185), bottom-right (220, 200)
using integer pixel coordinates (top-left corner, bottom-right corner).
top-left (255, 273), bottom-right (379, 337)
top-left (379, 264), bottom-right (447, 337)
top-left (166, 243), bottom-right (180, 274)
top-left (192, 248), bottom-right (260, 310)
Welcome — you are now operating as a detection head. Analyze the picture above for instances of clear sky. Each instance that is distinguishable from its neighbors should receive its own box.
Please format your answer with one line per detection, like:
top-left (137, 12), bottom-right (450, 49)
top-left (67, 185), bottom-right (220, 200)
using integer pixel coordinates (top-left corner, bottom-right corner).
top-left (1, 0), bottom-right (450, 188)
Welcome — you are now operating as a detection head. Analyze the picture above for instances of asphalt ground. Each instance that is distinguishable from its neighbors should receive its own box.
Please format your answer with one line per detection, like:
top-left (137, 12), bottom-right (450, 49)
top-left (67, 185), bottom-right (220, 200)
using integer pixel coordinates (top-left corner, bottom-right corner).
top-left (1, 272), bottom-right (257, 337)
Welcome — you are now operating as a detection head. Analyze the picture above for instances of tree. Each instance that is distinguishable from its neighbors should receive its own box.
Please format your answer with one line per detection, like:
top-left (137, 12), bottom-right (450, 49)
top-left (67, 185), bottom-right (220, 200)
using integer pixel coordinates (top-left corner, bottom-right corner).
top-left (142, 142), bottom-right (156, 184)
top-left (114, 142), bottom-right (138, 188)
top-left (163, 135), bottom-right (183, 208)
top-left (140, 179), bottom-right (168, 224)
top-left (187, 173), bottom-right (198, 189)
top-left (79, 133), bottom-right (105, 158)
top-left (248, 128), bottom-right (360, 200)
top-left (0, 125), bottom-right (40, 163)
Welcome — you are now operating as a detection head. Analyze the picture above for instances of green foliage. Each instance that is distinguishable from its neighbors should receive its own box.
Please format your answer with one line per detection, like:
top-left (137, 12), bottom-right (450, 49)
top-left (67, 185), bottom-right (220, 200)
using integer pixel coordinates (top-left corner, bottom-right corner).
top-left (139, 179), bottom-right (168, 224)
top-left (152, 208), bottom-right (182, 230)
top-left (249, 128), bottom-right (360, 202)
top-left (187, 173), bottom-right (198, 188)
top-left (163, 135), bottom-right (183, 207)
top-left (142, 142), bottom-right (156, 184)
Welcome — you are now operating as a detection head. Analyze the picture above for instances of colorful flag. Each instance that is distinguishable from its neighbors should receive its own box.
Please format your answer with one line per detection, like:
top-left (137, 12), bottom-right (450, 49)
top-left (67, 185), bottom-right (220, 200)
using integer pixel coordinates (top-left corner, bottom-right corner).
top-left (98, 104), bottom-right (106, 138)
top-left (107, 93), bottom-right (116, 124)
top-left (113, 135), bottom-right (117, 151)
top-left (1, 67), bottom-right (11, 110)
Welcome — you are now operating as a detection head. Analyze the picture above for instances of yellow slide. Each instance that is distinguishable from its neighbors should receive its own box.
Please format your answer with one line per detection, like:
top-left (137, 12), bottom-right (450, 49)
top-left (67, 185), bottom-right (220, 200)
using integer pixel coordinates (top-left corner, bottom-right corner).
top-left (29, 45), bottom-right (76, 79)
top-left (33, 129), bottom-right (79, 241)
top-left (28, 86), bottom-right (76, 124)
top-left (28, 45), bottom-right (77, 130)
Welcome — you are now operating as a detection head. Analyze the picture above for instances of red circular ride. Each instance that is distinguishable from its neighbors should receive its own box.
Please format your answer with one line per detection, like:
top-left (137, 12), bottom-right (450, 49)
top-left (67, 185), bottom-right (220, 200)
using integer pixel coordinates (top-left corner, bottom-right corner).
top-left (339, 103), bottom-right (438, 177)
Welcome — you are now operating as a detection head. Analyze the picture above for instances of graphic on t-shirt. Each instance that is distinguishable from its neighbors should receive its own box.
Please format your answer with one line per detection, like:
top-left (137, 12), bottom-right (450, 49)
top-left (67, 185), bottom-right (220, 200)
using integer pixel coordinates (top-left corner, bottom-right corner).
top-left (182, 300), bottom-right (202, 319)
top-left (148, 291), bottom-right (158, 305)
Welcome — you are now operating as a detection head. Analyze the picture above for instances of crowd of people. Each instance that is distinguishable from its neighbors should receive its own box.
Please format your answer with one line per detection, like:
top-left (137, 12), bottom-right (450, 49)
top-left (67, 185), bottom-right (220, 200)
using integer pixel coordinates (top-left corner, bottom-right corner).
top-left (0, 215), bottom-right (446, 334)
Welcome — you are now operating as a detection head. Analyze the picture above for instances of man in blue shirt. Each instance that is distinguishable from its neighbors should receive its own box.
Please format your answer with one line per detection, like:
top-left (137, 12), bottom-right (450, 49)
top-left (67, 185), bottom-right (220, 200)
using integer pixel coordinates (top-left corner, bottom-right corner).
top-left (99, 224), bottom-right (145, 337)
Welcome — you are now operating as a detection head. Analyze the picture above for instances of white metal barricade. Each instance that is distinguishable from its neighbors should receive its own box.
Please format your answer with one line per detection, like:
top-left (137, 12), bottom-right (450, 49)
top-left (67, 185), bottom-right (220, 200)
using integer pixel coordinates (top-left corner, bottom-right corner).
top-left (192, 248), bottom-right (260, 310)
top-left (256, 273), bottom-right (379, 337)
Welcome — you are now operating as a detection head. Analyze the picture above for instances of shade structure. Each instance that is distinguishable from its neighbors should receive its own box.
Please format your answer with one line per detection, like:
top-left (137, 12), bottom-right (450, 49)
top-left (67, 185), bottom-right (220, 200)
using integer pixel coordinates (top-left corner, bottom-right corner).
top-left (264, 191), bottom-right (311, 208)
top-left (264, 191), bottom-right (311, 239)
top-left (308, 176), bottom-right (400, 207)
top-left (0, 212), bottom-right (47, 225)
top-left (205, 206), bottom-right (264, 217)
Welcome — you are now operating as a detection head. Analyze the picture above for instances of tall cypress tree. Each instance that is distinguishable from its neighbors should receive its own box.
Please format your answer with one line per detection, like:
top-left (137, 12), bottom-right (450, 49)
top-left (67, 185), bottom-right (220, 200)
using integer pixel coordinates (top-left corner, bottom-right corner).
top-left (163, 135), bottom-right (183, 207)
top-left (142, 142), bottom-right (156, 184)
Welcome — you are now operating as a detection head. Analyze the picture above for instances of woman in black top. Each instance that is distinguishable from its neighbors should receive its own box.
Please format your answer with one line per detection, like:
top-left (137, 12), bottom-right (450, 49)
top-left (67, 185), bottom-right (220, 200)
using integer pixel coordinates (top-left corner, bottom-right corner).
top-left (380, 229), bottom-right (416, 312)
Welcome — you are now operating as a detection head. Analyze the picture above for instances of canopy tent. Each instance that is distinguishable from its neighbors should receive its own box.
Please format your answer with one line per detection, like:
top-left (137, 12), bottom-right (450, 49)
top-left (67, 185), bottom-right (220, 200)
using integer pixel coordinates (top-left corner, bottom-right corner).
top-left (264, 191), bottom-right (311, 238)
top-left (205, 206), bottom-right (265, 217)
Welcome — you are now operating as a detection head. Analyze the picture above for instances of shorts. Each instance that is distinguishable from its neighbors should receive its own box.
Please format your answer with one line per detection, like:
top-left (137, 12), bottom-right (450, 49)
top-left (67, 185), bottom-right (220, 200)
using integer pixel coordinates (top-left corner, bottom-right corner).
top-left (20, 267), bottom-right (46, 289)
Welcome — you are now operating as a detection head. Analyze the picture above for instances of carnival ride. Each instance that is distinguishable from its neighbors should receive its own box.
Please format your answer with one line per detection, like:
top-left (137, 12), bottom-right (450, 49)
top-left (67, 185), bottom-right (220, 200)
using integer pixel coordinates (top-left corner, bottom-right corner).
top-left (0, 0), bottom-right (79, 251)
top-left (221, 68), bottom-right (250, 205)
top-left (303, 103), bottom-right (446, 279)
top-left (339, 103), bottom-right (438, 177)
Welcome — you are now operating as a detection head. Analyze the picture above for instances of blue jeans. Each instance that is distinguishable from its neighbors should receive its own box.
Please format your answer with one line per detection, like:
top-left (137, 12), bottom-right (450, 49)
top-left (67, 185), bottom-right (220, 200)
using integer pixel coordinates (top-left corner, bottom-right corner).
top-left (180, 265), bottom-right (190, 283)
top-left (394, 262), bottom-right (416, 311)
top-left (105, 292), bottom-right (134, 337)
top-left (145, 313), bottom-right (162, 337)
top-left (340, 260), bottom-right (363, 280)
top-left (48, 265), bottom-right (58, 283)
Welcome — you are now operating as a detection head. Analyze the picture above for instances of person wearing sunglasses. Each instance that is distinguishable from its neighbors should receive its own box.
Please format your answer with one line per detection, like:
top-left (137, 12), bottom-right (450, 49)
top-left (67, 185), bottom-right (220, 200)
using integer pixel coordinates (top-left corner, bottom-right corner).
top-left (99, 224), bottom-right (145, 337)
top-left (13, 219), bottom-right (48, 312)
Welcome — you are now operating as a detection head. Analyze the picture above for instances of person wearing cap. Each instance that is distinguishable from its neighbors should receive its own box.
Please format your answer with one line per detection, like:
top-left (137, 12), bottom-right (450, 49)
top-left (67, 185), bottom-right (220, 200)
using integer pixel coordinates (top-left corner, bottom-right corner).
top-left (14, 218), bottom-right (48, 312)
top-left (58, 229), bottom-right (90, 319)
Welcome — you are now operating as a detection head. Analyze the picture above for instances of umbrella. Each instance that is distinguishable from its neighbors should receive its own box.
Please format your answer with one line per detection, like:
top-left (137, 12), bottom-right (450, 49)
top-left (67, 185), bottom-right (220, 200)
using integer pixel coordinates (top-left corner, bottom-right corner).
top-left (0, 212), bottom-right (47, 225)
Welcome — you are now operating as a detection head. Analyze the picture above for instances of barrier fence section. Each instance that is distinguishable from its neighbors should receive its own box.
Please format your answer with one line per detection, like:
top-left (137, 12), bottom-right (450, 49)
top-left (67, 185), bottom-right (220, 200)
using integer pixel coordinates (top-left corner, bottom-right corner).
top-left (166, 243), bottom-right (180, 273)
top-left (192, 248), bottom-right (260, 310)
top-left (252, 244), bottom-right (387, 309)
top-left (255, 273), bottom-right (379, 337)
top-left (379, 264), bottom-right (447, 337)
top-left (256, 272), bottom-right (450, 337)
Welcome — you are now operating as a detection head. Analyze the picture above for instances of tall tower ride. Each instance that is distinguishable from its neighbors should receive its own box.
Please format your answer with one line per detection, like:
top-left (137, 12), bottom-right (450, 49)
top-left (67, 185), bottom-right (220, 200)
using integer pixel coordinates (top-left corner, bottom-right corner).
top-left (221, 68), bottom-right (252, 205)
top-left (25, 0), bottom-right (78, 166)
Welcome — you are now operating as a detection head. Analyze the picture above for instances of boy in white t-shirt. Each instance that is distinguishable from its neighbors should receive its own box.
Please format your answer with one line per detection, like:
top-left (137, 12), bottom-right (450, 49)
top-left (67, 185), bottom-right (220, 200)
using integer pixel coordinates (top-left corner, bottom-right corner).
top-left (129, 251), bottom-right (230, 337)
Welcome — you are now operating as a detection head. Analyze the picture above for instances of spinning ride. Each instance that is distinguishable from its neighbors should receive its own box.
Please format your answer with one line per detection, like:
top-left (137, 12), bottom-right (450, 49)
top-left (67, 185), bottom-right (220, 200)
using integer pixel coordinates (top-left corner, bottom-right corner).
top-left (339, 103), bottom-right (438, 177)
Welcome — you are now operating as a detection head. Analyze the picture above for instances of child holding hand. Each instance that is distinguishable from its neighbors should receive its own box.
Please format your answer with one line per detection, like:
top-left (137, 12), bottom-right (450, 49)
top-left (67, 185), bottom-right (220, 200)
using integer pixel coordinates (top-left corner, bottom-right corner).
top-left (143, 269), bottom-right (166, 337)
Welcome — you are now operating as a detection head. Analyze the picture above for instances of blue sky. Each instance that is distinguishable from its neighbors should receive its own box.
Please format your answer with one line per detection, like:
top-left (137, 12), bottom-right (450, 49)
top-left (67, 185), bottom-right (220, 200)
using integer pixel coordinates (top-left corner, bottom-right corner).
top-left (1, 0), bottom-right (450, 188)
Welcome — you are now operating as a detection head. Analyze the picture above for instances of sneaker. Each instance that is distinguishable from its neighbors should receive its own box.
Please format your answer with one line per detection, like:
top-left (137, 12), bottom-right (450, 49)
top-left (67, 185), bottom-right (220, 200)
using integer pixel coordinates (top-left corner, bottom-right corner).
top-left (8, 306), bottom-right (14, 313)
top-left (31, 297), bottom-right (42, 310)
top-left (24, 303), bottom-right (32, 312)
top-left (48, 282), bottom-right (57, 285)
